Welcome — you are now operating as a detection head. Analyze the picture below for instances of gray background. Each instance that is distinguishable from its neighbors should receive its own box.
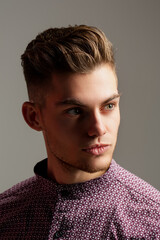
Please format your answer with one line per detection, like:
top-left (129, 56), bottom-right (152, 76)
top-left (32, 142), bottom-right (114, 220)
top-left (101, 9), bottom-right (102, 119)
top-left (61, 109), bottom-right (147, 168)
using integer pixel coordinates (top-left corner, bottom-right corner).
top-left (0, 0), bottom-right (160, 193)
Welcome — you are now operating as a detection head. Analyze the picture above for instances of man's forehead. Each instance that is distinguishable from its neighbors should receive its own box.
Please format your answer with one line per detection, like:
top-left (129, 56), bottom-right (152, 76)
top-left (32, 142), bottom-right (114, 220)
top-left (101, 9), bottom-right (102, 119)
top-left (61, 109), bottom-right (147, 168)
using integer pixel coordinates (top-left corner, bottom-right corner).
top-left (47, 64), bottom-right (118, 104)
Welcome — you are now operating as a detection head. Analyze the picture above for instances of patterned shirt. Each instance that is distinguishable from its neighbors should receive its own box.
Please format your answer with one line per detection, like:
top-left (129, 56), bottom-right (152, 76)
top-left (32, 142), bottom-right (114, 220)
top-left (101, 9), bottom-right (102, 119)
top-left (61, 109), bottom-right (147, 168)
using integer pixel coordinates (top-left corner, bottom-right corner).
top-left (0, 159), bottom-right (160, 239)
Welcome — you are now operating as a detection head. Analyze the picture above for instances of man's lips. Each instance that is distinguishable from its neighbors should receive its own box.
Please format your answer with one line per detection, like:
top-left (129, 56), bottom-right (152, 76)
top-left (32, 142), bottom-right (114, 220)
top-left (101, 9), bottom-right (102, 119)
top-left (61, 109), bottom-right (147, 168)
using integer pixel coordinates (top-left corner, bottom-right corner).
top-left (82, 144), bottom-right (111, 156)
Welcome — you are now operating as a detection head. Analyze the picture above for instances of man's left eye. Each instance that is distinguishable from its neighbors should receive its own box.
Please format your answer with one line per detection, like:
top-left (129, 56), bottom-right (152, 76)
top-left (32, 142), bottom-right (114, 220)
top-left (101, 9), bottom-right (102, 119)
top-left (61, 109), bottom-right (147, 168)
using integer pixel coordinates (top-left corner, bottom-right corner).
top-left (104, 103), bottom-right (115, 110)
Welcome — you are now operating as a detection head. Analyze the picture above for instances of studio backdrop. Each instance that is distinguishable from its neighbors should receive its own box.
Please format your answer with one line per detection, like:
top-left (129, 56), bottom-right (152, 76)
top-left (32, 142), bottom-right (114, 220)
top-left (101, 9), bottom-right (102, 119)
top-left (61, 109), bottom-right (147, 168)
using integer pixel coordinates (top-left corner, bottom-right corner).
top-left (0, 0), bottom-right (160, 192)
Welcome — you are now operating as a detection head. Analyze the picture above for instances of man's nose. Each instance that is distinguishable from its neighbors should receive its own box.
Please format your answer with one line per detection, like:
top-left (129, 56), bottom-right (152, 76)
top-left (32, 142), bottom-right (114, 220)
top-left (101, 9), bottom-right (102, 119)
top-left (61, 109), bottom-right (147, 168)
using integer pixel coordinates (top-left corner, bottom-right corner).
top-left (87, 112), bottom-right (107, 137)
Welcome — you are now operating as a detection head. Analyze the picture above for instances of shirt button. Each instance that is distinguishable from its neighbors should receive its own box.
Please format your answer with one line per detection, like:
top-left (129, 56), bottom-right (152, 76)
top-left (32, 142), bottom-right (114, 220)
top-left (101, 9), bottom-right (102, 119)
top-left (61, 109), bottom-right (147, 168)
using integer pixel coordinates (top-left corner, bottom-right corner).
top-left (54, 231), bottom-right (62, 239)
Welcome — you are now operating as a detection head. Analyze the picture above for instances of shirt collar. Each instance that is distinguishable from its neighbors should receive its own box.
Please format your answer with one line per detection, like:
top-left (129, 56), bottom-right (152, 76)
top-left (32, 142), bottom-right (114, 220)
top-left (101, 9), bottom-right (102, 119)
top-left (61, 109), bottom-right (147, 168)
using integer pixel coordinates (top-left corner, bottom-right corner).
top-left (34, 158), bottom-right (117, 199)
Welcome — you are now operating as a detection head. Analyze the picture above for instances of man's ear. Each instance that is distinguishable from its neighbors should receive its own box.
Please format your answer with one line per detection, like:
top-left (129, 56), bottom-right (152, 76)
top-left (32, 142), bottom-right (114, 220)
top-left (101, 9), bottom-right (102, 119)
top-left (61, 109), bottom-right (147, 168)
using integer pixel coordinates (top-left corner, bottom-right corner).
top-left (22, 102), bottom-right (43, 131)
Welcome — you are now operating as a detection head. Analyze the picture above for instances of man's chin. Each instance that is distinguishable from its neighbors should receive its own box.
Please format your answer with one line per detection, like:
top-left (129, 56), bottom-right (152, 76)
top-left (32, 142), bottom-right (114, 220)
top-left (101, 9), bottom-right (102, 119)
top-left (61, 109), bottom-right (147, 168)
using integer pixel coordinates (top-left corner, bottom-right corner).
top-left (80, 154), bottom-right (112, 173)
top-left (76, 160), bottom-right (111, 174)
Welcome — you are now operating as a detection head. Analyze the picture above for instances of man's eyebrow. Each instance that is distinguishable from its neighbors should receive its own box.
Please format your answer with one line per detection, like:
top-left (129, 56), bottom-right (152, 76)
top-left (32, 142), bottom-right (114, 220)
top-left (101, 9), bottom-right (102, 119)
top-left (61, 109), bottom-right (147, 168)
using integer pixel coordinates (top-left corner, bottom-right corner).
top-left (56, 93), bottom-right (121, 107)
top-left (55, 98), bottom-right (85, 107)
top-left (102, 93), bottom-right (121, 105)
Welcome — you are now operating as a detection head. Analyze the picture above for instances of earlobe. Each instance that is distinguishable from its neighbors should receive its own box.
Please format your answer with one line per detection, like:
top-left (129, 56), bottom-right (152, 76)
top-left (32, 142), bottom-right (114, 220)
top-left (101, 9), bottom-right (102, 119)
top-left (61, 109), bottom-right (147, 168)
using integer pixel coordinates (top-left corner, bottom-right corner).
top-left (22, 102), bottom-right (42, 131)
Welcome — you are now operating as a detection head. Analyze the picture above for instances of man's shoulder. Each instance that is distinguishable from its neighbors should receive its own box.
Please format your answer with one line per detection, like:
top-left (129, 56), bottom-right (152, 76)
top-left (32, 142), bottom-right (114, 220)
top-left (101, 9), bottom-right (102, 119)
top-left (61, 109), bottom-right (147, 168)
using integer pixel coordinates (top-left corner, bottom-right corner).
top-left (0, 175), bottom-right (39, 211)
top-left (112, 160), bottom-right (160, 206)
top-left (0, 173), bottom-right (54, 238)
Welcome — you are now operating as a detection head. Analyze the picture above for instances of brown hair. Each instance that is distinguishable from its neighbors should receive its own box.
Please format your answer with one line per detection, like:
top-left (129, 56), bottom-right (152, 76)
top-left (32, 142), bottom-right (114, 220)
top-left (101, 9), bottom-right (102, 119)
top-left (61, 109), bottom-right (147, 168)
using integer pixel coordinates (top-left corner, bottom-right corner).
top-left (21, 25), bottom-right (115, 103)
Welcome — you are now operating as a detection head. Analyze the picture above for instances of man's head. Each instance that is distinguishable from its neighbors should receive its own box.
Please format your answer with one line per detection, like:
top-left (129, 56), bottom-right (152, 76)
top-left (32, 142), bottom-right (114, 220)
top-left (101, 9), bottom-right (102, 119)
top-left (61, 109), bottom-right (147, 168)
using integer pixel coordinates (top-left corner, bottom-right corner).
top-left (21, 25), bottom-right (115, 105)
top-left (21, 25), bottom-right (120, 184)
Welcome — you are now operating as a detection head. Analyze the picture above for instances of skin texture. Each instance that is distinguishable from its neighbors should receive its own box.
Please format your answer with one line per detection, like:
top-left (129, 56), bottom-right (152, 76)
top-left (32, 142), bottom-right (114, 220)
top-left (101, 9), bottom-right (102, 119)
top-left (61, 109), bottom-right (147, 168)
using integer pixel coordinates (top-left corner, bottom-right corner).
top-left (22, 64), bottom-right (120, 184)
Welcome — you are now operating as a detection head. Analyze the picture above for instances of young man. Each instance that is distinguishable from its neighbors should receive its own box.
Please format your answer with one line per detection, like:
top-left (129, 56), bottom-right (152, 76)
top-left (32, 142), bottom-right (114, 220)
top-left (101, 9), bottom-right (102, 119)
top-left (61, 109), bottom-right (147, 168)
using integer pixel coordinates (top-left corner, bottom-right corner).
top-left (0, 25), bottom-right (160, 239)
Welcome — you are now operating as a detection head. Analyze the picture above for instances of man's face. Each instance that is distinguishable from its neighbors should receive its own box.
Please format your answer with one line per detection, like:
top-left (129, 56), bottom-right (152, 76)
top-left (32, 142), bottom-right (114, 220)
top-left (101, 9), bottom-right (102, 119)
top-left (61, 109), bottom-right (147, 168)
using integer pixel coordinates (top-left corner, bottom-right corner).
top-left (39, 64), bottom-right (120, 175)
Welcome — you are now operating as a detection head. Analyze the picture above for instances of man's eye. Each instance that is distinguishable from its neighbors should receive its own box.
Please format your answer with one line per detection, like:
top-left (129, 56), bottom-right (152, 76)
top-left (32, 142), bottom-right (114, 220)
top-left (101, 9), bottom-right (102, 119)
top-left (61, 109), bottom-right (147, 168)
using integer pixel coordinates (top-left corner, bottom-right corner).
top-left (104, 103), bottom-right (115, 110)
top-left (66, 107), bottom-right (82, 116)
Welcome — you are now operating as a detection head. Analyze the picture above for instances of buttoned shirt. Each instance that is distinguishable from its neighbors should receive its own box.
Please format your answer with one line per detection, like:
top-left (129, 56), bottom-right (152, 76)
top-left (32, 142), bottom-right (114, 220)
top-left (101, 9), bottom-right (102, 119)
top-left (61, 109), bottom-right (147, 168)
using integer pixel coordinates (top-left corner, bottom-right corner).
top-left (0, 159), bottom-right (160, 239)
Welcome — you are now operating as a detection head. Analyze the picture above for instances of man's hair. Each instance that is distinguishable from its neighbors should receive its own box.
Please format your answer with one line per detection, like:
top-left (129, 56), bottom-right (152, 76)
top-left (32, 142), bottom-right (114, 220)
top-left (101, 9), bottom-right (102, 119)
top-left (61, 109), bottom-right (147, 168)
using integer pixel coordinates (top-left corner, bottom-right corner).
top-left (21, 25), bottom-right (115, 104)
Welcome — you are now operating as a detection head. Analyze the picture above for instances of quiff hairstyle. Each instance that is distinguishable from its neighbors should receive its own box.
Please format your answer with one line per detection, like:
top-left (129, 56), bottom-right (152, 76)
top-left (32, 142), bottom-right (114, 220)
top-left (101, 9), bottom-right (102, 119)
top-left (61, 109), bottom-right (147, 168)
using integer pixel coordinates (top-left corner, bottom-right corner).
top-left (21, 25), bottom-right (115, 104)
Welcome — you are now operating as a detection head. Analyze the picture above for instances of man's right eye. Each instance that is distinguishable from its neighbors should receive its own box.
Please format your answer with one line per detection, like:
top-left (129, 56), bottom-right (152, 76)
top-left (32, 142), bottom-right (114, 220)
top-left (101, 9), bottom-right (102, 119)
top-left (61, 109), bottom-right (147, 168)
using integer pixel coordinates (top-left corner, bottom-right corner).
top-left (65, 107), bottom-right (82, 116)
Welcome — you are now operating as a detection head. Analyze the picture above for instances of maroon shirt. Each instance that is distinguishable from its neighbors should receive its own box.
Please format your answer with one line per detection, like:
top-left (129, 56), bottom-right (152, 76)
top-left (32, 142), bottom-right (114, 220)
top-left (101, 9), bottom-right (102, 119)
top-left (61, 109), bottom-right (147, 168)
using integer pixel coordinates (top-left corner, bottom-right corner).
top-left (0, 159), bottom-right (160, 239)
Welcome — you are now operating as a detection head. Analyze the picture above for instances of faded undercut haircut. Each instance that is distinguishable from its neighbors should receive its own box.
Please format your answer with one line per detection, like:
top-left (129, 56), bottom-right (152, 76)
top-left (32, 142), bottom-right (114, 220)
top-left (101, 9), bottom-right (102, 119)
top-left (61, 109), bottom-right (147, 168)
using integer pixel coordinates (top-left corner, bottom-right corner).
top-left (21, 25), bottom-right (115, 104)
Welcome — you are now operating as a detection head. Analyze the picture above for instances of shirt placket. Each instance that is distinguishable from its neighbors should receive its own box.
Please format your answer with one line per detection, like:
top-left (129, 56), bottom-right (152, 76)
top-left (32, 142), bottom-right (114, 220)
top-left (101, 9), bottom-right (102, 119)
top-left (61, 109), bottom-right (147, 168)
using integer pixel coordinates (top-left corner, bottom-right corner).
top-left (48, 189), bottom-right (73, 239)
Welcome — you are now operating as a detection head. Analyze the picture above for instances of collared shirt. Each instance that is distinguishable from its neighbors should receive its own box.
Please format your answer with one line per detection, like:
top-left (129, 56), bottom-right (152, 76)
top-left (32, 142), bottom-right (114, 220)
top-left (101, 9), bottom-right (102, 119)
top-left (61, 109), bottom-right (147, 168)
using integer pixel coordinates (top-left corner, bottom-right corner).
top-left (0, 159), bottom-right (160, 239)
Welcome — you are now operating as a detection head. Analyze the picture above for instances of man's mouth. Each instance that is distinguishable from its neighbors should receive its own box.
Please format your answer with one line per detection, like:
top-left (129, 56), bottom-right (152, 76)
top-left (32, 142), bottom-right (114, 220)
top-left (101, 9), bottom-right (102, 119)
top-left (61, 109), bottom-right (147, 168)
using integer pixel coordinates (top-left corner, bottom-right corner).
top-left (82, 144), bottom-right (111, 156)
